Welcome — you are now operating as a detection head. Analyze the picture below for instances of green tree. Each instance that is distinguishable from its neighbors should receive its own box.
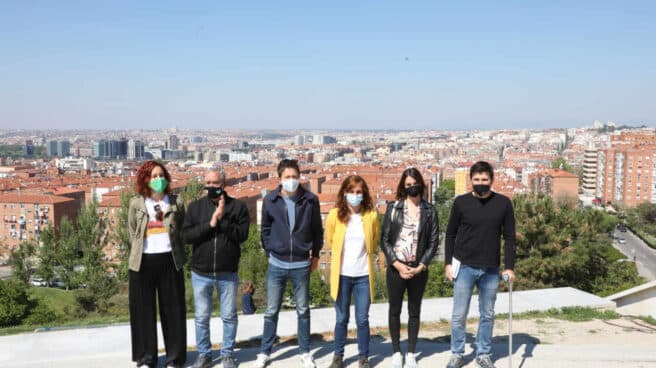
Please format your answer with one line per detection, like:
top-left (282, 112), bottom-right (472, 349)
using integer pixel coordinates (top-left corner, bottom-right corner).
top-left (114, 190), bottom-right (136, 281)
top-left (372, 269), bottom-right (388, 302)
top-left (77, 201), bottom-right (105, 279)
top-left (0, 279), bottom-right (31, 327)
top-left (309, 271), bottom-right (331, 307)
top-left (75, 200), bottom-right (118, 313)
top-left (181, 176), bottom-right (204, 204)
top-left (511, 194), bottom-right (642, 295)
top-left (9, 241), bottom-right (36, 284)
top-left (551, 157), bottom-right (574, 173)
top-left (424, 261), bottom-right (453, 297)
top-left (238, 225), bottom-right (269, 310)
top-left (56, 217), bottom-right (80, 290)
top-left (434, 179), bottom-right (455, 205)
top-left (434, 179), bottom-right (455, 235)
top-left (36, 226), bottom-right (57, 285)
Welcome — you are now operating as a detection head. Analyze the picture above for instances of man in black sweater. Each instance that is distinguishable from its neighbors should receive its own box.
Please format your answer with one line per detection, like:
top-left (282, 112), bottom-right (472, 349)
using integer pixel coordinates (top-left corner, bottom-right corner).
top-left (444, 161), bottom-right (516, 368)
top-left (182, 168), bottom-right (250, 368)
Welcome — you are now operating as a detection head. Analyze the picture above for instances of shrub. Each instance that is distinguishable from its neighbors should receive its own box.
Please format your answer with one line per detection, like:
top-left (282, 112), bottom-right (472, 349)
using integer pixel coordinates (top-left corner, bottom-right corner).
top-left (23, 299), bottom-right (59, 325)
top-left (0, 279), bottom-right (32, 327)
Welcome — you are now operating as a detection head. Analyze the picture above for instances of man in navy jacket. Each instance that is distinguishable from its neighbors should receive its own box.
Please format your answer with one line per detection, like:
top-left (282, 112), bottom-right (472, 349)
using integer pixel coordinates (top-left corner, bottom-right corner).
top-left (253, 159), bottom-right (323, 368)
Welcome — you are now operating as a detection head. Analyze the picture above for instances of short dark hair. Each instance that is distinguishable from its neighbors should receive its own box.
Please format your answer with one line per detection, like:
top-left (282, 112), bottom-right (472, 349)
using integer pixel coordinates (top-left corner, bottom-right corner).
top-left (395, 167), bottom-right (426, 200)
top-left (470, 161), bottom-right (494, 180)
top-left (277, 159), bottom-right (300, 177)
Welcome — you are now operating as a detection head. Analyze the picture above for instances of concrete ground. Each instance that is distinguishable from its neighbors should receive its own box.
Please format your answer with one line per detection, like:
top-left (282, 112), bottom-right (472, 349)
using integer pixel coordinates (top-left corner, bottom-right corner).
top-left (2, 287), bottom-right (655, 367)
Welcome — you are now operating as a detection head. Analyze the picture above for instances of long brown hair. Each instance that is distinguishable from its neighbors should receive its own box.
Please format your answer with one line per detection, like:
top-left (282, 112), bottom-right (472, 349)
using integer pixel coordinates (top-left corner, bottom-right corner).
top-left (336, 175), bottom-right (375, 223)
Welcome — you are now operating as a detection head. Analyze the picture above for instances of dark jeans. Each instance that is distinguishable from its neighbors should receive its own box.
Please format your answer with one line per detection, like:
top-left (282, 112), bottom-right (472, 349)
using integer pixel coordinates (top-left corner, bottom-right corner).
top-left (333, 275), bottom-right (371, 358)
top-left (129, 253), bottom-right (186, 368)
top-left (386, 267), bottom-right (428, 353)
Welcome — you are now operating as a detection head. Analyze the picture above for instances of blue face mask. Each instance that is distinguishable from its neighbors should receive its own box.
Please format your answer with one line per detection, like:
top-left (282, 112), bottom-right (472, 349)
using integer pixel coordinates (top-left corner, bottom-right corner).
top-left (346, 193), bottom-right (363, 207)
top-left (281, 178), bottom-right (300, 193)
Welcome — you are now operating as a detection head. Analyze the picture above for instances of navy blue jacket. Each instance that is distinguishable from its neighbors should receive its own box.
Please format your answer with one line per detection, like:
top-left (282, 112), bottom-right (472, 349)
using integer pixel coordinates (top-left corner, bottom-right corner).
top-left (260, 185), bottom-right (323, 262)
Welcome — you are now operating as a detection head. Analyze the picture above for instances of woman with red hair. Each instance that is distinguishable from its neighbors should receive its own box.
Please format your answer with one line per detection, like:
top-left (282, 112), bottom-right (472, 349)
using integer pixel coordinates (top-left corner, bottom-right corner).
top-left (325, 175), bottom-right (379, 368)
top-left (128, 160), bottom-right (187, 368)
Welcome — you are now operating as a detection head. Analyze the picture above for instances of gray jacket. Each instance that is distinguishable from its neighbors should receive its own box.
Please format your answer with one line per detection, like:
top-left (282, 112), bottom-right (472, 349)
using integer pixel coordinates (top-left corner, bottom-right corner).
top-left (128, 194), bottom-right (186, 272)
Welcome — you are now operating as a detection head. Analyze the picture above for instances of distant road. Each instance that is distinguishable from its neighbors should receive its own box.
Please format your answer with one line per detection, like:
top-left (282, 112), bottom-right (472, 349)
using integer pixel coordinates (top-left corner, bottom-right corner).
top-left (613, 229), bottom-right (656, 281)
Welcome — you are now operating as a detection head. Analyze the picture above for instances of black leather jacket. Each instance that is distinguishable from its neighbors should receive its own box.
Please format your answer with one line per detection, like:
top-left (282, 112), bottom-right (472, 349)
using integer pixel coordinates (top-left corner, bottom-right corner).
top-left (381, 199), bottom-right (439, 267)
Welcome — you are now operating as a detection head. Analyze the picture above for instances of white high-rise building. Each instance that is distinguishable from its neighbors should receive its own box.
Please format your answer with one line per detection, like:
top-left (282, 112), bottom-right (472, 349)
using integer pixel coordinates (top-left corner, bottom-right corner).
top-left (582, 149), bottom-right (598, 195)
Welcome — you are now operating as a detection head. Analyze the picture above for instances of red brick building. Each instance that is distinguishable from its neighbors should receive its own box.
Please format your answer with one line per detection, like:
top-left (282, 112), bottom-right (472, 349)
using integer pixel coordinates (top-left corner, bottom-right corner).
top-left (0, 193), bottom-right (78, 257)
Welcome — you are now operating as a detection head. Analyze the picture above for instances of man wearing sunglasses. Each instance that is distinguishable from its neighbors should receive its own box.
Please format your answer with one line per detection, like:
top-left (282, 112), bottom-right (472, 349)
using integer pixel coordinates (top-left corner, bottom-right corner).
top-left (182, 167), bottom-right (250, 368)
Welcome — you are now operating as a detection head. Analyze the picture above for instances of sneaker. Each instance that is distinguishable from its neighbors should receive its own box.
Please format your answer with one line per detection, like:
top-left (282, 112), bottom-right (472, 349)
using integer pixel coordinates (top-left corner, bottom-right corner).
top-left (391, 352), bottom-right (403, 368)
top-left (475, 355), bottom-right (497, 368)
top-left (446, 354), bottom-right (464, 368)
top-left (329, 355), bottom-right (344, 368)
top-left (404, 352), bottom-right (417, 368)
top-left (222, 355), bottom-right (237, 368)
top-left (192, 354), bottom-right (213, 368)
top-left (253, 353), bottom-right (269, 368)
top-left (358, 357), bottom-right (370, 368)
top-left (300, 352), bottom-right (316, 368)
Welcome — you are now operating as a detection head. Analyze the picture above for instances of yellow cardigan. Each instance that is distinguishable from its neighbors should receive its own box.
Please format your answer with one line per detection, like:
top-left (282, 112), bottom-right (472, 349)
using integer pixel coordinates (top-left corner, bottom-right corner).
top-left (325, 207), bottom-right (380, 301)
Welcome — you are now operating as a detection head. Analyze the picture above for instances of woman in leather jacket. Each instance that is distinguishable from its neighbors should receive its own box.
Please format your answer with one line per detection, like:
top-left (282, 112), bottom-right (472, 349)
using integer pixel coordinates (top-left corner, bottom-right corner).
top-left (380, 167), bottom-right (439, 368)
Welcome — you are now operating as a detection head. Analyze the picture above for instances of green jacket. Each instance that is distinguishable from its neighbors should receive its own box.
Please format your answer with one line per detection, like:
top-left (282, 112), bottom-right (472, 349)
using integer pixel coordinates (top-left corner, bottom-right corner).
top-left (128, 194), bottom-right (186, 272)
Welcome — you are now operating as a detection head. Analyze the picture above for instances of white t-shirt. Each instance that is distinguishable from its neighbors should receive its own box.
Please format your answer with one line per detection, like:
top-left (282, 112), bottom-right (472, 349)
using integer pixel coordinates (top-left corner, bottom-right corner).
top-left (143, 196), bottom-right (172, 254)
top-left (340, 214), bottom-right (369, 277)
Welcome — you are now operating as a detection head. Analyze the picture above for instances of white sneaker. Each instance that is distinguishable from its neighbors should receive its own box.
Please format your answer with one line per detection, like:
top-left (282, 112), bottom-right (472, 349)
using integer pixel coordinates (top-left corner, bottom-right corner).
top-left (300, 352), bottom-right (316, 368)
top-left (253, 353), bottom-right (270, 368)
top-left (391, 352), bottom-right (403, 368)
top-left (404, 352), bottom-right (418, 368)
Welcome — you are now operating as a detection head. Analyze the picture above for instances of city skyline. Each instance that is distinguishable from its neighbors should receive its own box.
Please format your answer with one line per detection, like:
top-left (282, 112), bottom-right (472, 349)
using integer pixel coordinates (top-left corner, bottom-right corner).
top-left (2, 1), bottom-right (656, 130)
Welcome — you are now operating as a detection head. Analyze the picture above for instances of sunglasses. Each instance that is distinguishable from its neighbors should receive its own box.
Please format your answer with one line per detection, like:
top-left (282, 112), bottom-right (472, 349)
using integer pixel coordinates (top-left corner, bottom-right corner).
top-left (154, 204), bottom-right (164, 222)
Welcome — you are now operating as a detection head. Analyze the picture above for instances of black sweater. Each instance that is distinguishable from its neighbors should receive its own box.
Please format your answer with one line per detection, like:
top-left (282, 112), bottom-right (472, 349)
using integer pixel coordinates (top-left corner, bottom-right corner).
top-left (445, 192), bottom-right (516, 270)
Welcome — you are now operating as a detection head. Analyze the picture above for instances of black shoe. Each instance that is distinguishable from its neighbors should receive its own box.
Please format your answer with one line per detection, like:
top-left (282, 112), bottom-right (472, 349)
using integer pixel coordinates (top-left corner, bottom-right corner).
top-left (358, 357), bottom-right (370, 368)
top-left (329, 355), bottom-right (343, 368)
top-left (192, 354), bottom-right (213, 368)
top-left (475, 355), bottom-right (497, 368)
top-left (222, 354), bottom-right (237, 368)
top-left (446, 354), bottom-right (464, 368)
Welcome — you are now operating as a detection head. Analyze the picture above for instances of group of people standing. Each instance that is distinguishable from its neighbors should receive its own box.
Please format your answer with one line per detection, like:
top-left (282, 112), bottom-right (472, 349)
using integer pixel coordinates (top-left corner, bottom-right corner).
top-left (127, 159), bottom-right (515, 368)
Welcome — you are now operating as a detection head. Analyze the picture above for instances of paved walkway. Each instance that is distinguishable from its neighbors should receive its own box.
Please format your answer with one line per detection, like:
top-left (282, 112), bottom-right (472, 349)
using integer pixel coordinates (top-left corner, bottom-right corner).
top-left (2, 287), bottom-right (643, 368)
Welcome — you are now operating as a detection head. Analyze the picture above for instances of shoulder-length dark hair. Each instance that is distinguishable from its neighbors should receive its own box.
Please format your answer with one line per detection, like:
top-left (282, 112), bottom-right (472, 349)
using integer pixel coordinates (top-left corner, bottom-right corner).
top-left (336, 175), bottom-right (375, 223)
top-left (395, 167), bottom-right (425, 201)
top-left (135, 160), bottom-right (172, 198)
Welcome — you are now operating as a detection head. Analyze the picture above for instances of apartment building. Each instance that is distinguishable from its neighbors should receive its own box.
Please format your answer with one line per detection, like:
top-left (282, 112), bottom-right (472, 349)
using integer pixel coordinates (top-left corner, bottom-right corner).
top-left (529, 169), bottom-right (579, 205)
top-left (0, 193), bottom-right (78, 257)
top-left (598, 146), bottom-right (656, 207)
top-left (582, 149), bottom-right (598, 195)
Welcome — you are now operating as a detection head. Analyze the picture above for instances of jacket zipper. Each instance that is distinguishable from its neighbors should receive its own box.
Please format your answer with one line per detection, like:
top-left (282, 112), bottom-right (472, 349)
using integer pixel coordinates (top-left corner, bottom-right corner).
top-left (283, 198), bottom-right (294, 262)
top-left (213, 233), bottom-right (217, 276)
top-left (213, 200), bottom-right (218, 276)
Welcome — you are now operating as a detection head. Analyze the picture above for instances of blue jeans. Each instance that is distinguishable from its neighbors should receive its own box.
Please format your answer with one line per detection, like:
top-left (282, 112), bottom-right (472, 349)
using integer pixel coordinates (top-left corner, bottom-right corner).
top-left (261, 264), bottom-right (311, 355)
top-left (192, 271), bottom-right (239, 357)
top-left (333, 275), bottom-right (371, 358)
top-left (451, 265), bottom-right (499, 357)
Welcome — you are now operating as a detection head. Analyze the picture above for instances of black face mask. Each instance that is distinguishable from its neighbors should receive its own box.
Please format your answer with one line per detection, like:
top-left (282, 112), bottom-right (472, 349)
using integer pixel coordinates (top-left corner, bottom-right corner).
top-left (473, 184), bottom-right (491, 196)
top-left (206, 186), bottom-right (223, 199)
top-left (406, 184), bottom-right (423, 197)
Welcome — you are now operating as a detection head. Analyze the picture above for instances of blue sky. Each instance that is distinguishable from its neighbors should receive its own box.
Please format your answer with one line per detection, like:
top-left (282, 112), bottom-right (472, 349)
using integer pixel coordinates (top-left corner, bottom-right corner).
top-left (1, 1), bottom-right (655, 130)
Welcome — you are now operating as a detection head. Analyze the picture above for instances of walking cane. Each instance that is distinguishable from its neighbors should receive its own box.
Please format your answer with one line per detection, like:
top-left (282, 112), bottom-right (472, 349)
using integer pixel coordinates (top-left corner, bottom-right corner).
top-left (503, 273), bottom-right (512, 368)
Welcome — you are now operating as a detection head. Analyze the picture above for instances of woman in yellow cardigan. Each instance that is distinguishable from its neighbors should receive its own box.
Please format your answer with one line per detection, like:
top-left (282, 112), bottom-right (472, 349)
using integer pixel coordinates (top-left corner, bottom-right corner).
top-left (325, 175), bottom-right (380, 368)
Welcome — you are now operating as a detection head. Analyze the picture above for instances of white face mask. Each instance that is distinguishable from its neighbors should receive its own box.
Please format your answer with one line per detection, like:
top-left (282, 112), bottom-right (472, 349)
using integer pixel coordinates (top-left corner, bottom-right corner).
top-left (281, 178), bottom-right (300, 193)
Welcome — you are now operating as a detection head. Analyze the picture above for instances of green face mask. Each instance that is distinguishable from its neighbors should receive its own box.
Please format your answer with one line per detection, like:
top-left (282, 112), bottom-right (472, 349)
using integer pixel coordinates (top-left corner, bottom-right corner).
top-left (149, 177), bottom-right (168, 193)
